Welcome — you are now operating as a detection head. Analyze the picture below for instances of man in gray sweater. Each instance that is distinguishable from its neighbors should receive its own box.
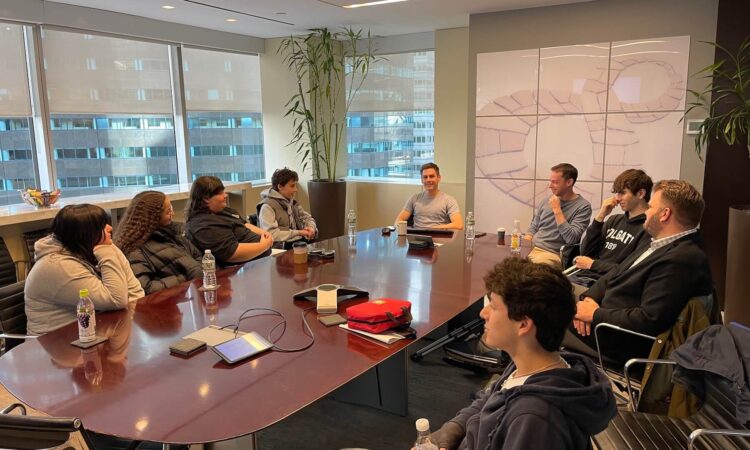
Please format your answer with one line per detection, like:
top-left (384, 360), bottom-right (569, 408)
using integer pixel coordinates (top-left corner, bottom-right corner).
top-left (525, 163), bottom-right (592, 266)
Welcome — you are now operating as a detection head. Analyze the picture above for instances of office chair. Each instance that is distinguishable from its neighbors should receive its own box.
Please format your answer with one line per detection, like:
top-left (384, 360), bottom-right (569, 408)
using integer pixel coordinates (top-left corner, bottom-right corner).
top-left (0, 237), bottom-right (25, 288)
top-left (21, 228), bottom-right (50, 272)
top-left (0, 403), bottom-right (97, 450)
top-left (0, 280), bottom-right (37, 355)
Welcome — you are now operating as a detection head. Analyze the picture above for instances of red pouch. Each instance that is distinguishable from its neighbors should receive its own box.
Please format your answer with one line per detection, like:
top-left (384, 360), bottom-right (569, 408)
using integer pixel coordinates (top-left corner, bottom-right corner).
top-left (345, 299), bottom-right (412, 334)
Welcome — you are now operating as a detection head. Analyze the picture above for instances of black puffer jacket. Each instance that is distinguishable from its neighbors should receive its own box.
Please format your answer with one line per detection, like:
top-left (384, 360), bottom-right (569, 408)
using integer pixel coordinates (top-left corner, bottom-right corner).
top-left (126, 223), bottom-right (203, 294)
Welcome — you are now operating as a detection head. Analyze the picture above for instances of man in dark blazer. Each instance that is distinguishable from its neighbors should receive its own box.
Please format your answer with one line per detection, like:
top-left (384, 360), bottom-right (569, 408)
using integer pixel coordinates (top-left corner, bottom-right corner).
top-left (566, 180), bottom-right (713, 363)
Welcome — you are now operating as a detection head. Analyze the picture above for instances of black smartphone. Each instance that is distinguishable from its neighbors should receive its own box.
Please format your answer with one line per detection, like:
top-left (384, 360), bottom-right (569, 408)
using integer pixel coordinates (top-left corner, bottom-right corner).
top-left (169, 338), bottom-right (207, 357)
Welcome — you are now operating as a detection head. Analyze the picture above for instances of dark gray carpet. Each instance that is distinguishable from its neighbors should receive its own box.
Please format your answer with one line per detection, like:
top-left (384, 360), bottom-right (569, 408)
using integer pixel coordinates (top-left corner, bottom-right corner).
top-left (257, 336), bottom-right (488, 450)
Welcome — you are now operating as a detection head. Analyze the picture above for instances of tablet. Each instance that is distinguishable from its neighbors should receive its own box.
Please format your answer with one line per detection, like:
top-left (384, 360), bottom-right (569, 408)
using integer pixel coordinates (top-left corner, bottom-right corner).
top-left (211, 332), bottom-right (273, 365)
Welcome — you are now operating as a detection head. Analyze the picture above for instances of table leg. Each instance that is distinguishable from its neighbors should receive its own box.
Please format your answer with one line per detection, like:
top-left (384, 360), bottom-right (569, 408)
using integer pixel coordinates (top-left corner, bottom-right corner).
top-left (331, 349), bottom-right (408, 416)
top-left (203, 433), bottom-right (257, 450)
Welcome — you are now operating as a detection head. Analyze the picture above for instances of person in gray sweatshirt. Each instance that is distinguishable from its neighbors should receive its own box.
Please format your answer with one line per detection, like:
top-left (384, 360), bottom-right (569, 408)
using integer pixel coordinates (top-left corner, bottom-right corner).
top-left (25, 204), bottom-right (144, 335)
top-left (526, 163), bottom-right (592, 266)
top-left (257, 167), bottom-right (317, 245)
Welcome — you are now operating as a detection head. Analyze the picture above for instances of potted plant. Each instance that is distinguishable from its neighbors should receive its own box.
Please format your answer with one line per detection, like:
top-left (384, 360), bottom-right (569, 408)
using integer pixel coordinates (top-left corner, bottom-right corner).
top-left (278, 28), bottom-right (378, 239)
top-left (684, 37), bottom-right (750, 325)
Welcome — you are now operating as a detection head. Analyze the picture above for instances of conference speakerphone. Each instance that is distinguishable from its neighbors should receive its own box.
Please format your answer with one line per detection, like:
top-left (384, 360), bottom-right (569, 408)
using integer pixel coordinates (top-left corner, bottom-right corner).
top-left (293, 284), bottom-right (369, 311)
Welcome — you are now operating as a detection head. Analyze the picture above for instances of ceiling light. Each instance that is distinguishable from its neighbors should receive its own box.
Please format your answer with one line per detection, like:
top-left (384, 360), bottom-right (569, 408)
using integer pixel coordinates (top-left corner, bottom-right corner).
top-left (276, 12), bottom-right (287, 15)
top-left (226, 18), bottom-right (238, 22)
top-left (161, 5), bottom-right (175, 9)
top-left (343, 0), bottom-right (408, 8)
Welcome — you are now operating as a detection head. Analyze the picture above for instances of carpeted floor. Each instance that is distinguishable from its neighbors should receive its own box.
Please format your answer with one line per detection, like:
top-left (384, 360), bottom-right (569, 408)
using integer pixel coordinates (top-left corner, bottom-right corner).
top-left (256, 337), bottom-right (488, 450)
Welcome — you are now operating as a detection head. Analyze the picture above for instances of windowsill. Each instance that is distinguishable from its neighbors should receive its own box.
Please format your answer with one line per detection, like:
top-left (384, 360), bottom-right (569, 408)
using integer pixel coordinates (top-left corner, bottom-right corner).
top-left (345, 176), bottom-right (421, 185)
top-left (0, 181), bottom-right (253, 227)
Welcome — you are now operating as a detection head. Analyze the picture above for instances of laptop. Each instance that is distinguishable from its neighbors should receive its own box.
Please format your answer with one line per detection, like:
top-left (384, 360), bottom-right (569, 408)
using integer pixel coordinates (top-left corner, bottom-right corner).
top-left (407, 227), bottom-right (454, 236)
top-left (407, 234), bottom-right (435, 249)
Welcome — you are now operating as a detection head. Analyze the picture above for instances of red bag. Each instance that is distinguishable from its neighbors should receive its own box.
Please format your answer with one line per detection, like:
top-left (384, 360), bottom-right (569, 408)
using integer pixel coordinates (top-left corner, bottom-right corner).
top-left (345, 299), bottom-right (412, 334)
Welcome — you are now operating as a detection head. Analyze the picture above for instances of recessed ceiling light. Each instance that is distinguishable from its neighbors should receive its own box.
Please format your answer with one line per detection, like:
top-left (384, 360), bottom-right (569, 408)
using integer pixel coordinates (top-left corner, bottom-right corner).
top-left (276, 12), bottom-right (287, 15)
top-left (161, 5), bottom-right (175, 9)
top-left (343, 0), bottom-right (408, 8)
top-left (226, 18), bottom-right (238, 22)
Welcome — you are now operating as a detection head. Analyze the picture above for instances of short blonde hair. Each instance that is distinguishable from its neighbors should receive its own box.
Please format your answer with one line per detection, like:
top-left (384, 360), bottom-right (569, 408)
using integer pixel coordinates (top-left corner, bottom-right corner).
top-left (653, 180), bottom-right (705, 228)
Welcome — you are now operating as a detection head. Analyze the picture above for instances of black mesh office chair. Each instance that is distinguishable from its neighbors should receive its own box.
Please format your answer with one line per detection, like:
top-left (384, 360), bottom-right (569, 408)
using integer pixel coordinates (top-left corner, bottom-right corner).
top-left (21, 228), bottom-right (50, 271)
top-left (0, 403), bottom-right (97, 450)
top-left (0, 237), bottom-right (22, 288)
top-left (0, 280), bottom-right (36, 355)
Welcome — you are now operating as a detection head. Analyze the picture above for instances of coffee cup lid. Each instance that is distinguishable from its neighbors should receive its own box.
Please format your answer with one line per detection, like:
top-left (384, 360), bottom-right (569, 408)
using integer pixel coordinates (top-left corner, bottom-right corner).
top-left (293, 241), bottom-right (307, 248)
top-left (497, 227), bottom-right (505, 231)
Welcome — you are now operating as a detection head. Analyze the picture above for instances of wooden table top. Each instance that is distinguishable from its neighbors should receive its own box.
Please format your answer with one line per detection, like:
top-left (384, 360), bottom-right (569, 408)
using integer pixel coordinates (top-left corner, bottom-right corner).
top-left (0, 229), bottom-right (524, 444)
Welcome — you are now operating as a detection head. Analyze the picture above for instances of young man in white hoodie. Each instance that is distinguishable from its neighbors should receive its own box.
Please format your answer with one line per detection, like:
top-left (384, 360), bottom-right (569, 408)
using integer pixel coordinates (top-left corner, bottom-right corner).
top-left (257, 168), bottom-right (317, 245)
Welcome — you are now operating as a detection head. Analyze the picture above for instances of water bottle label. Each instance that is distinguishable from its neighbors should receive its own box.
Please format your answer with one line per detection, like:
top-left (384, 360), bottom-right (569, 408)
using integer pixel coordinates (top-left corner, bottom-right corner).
top-left (203, 260), bottom-right (215, 271)
top-left (77, 307), bottom-right (96, 341)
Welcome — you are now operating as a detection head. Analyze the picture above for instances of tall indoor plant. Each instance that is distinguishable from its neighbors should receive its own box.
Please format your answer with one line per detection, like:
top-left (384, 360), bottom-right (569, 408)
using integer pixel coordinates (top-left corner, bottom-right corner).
top-left (278, 28), bottom-right (378, 239)
top-left (684, 37), bottom-right (750, 326)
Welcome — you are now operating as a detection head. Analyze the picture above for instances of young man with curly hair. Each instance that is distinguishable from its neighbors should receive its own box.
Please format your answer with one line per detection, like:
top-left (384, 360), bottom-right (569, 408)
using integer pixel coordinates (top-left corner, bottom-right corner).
top-left (426, 258), bottom-right (616, 450)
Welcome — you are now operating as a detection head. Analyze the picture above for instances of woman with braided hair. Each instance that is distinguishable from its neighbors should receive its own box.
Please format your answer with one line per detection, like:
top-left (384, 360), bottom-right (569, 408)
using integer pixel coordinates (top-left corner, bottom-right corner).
top-left (113, 191), bottom-right (203, 294)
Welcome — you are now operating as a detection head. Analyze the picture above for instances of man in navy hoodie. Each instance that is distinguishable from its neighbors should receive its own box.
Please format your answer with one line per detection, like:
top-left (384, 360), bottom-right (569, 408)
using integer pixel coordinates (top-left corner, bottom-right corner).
top-left (569, 169), bottom-right (652, 287)
top-left (428, 258), bottom-right (616, 450)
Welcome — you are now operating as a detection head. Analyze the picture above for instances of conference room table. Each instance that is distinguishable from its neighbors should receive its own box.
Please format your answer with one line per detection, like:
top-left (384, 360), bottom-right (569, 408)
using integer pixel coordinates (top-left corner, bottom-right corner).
top-left (0, 228), bottom-right (524, 446)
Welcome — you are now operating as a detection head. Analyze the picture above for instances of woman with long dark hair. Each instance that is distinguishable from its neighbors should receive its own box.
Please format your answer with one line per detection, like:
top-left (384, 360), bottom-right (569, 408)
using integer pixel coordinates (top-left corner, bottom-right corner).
top-left (114, 191), bottom-right (203, 294)
top-left (185, 176), bottom-right (273, 266)
top-left (25, 204), bottom-right (144, 335)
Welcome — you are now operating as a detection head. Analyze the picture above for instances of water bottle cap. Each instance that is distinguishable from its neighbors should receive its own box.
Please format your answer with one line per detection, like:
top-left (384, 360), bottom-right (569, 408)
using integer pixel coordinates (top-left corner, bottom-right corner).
top-left (415, 418), bottom-right (430, 432)
top-left (204, 249), bottom-right (211, 254)
top-left (79, 288), bottom-right (89, 297)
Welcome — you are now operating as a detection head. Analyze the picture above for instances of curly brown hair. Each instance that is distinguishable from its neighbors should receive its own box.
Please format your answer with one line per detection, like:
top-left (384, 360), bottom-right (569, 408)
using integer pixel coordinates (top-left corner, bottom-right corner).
top-left (113, 191), bottom-right (167, 255)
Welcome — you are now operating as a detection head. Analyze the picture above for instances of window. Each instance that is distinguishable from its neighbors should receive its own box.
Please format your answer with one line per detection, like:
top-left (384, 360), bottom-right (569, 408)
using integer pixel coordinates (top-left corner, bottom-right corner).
top-left (0, 24), bottom-right (40, 205)
top-left (346, 51), bottom-right (435, 179)
top-left (183, 48), bottom-right (265, 183)
top-left (43, 30), bottom-right (178, 197)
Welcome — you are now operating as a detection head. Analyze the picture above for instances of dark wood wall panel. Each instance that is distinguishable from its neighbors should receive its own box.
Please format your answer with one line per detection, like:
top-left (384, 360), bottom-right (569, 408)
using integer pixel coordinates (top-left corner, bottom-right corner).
top-left (702, 0), bottom-right (750, 303)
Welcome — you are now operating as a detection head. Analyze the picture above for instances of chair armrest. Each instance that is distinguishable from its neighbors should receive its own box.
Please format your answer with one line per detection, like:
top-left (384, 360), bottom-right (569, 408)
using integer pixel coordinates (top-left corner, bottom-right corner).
top-left (1, 403), bottom-right (27, 415)
top-left (0, 333), bottom-right (38, 340)
top-left (623, 358), bottom-right (676, 412)
top-left (689, 428), bottom-right (750, 450)
top-left (594, 322), bottom-right (657, 375)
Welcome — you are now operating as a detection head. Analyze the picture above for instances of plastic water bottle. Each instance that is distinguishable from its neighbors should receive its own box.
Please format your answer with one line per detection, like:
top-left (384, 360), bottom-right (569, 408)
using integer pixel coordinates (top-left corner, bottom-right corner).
top-left (414, 418), bottom-right (439, 450)
top-left (202, 249), bottom-right (217, 289)
top-left (510, 219), bottom-right (522, 255)
top-left (465, 211), bottom-right (475, 240)
top-left (77, 288), bottom-right (96, 343)
top-left (347, 209), bottom-right (357, 238)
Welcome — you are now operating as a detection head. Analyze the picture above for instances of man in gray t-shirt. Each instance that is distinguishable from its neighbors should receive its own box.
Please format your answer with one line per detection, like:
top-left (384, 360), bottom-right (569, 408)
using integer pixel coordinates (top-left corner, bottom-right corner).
top-left (525, 163), bottom-right (592, 266)
top-left (395, 163), bottom-right (464, 230)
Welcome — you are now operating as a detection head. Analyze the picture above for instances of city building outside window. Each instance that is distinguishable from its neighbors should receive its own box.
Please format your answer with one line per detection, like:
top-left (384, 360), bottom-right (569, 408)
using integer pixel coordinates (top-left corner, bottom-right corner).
top-left (43, 29), bottom-right (178, 197)
top-left (346, 51), bottom-right (435, 179)
top-left (183, 48), bottom-right (265, 183)
top-left (0, 24), bottom-right (39, 205)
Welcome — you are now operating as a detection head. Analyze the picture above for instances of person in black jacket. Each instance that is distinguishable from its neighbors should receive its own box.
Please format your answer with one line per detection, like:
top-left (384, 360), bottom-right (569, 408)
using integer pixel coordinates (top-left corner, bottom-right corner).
top-left (570, 180), bottom-right (714, 363)
top-left (428, 258), bottom-right (616, 450)
top-left (184, 176), bottom-right (273, 266)
top-left (570, 169), bottom-right (652, 286)
top-left (114, 191), bottom-right (203, 294)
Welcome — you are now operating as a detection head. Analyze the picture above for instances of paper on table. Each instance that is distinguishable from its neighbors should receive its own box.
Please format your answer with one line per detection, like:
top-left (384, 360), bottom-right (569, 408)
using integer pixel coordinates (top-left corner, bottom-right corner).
top-left (271, 248), bottom-right (286, 256)
top-left (338, 324), bottom-right (406, 345)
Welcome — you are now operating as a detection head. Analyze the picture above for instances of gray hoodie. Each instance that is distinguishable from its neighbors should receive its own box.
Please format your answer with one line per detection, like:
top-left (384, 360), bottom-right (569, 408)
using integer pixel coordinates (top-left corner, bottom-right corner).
top-left (256, 188), bottom-right (317, 242)
top-left (25, 235), bottom-right (144, 335)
